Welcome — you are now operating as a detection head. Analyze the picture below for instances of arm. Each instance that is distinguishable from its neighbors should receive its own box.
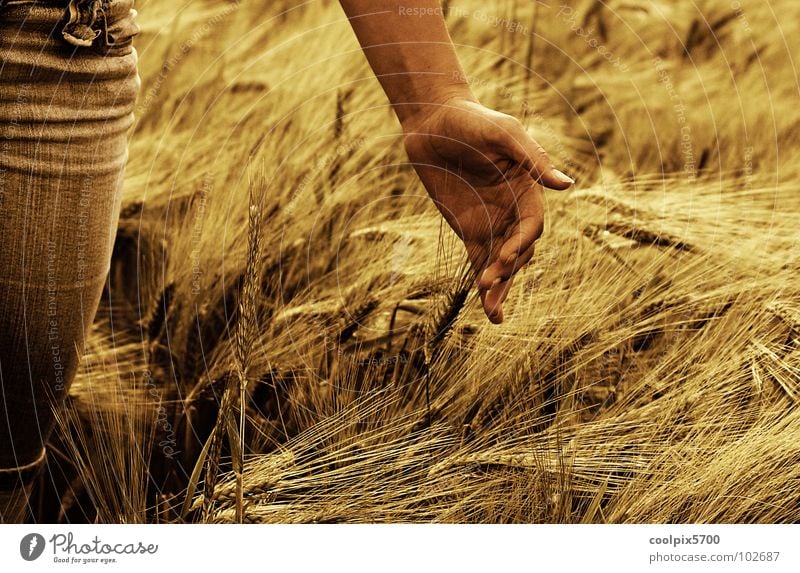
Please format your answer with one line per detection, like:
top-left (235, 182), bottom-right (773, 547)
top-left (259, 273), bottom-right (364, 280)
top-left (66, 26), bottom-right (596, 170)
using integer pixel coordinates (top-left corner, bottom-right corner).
top-left (340, 0), bottom-right (574, 323)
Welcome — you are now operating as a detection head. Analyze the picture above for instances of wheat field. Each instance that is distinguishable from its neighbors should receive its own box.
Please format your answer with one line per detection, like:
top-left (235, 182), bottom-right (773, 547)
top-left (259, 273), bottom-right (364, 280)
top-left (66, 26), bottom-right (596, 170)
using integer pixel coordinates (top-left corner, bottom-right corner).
top-left (38, 0), bottom-right (800, 523)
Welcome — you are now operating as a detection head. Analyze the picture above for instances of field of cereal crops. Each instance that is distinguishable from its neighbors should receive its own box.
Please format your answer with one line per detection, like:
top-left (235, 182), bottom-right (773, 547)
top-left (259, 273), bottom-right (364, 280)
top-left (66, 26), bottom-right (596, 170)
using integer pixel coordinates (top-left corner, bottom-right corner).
top-left (39, 0), bottom-right (800, 523)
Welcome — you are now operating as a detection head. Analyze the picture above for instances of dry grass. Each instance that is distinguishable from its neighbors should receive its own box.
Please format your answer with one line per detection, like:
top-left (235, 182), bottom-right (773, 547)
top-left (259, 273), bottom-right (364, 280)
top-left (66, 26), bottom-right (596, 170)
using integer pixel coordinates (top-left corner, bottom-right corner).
top-left (43, 0), bottom-right (800, 523)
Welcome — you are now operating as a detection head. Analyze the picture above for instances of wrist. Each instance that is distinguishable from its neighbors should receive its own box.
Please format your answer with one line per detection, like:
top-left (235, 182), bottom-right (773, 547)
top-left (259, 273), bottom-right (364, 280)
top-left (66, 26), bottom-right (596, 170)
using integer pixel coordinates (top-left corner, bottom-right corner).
top-left (397, 82), bottom-right (478, 133)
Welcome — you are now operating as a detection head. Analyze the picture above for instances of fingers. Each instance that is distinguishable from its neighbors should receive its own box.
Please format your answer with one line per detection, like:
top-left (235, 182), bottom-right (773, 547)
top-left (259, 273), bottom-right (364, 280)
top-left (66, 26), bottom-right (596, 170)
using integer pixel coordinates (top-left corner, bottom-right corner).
top-left (499, 122), bottom-right (574, 190)
top-left (477, 242), bottom-right (535, 291)
top-left (476, 184), bottom-right (544, 291)
top-left (498, 214), bottom-right (543, 268)
top-left (477, 239), bottom-right (534, 321)
top-left (475, 233), bottom-right (535, 325)
top-left (474, 193), bottom-right (542, 323)
top-left (505, 242), bottom-right (536, 276)
top-left (480, 275), bottom-right (515, 324)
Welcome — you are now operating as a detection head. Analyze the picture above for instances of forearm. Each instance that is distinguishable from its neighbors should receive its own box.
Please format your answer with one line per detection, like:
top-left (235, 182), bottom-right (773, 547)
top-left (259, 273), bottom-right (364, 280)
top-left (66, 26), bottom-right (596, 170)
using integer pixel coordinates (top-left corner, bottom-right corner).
top-left (339, 0), bottom-right (475, 127)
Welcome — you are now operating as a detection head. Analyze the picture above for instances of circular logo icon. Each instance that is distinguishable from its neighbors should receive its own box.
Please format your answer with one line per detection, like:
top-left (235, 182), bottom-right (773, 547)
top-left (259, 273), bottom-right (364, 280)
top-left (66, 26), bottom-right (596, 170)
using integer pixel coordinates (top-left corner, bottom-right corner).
top-left (19, 533), bottom-right (46, 561)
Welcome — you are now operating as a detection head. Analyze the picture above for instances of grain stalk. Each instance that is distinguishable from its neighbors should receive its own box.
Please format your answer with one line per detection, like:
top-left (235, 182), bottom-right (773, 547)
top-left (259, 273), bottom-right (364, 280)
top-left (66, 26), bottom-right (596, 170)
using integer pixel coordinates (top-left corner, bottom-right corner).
top-left (201, 190), bottom-right (263, 522)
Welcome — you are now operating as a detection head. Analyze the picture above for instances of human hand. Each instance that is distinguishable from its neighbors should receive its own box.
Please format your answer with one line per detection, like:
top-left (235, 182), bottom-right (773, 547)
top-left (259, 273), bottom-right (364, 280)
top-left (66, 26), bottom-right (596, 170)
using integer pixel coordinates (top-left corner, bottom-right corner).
top-left (402, 97), bottom-right (574, 324)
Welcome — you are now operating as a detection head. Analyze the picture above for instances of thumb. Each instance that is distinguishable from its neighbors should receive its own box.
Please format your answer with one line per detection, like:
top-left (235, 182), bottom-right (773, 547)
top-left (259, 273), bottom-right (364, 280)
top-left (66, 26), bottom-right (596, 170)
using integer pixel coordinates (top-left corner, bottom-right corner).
top-left (501, 126), bottom-right (574, 190)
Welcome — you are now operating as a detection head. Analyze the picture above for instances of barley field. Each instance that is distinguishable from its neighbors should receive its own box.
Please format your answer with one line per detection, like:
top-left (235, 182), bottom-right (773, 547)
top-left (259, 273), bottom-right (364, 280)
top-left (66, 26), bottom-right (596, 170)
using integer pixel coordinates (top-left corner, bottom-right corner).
top-left (40, 0), bottom-right (800, 523)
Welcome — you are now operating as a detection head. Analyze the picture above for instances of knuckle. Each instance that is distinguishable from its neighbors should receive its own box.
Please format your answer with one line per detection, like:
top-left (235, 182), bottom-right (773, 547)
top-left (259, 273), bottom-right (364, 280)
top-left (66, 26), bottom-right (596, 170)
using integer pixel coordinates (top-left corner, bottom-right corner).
top-left (492, 116), bottom-right (523, 144)
top-left (531, 219), bottom-right (545, 241)
top-left (502, 115), bottom-right (523, 132)
top-left (532, 144), bottom-right (552, 168)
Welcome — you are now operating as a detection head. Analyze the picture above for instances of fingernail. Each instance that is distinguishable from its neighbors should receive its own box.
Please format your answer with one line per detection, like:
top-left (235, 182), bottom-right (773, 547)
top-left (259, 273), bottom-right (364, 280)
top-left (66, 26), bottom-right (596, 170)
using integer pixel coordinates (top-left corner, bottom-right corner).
top-left (503, 252), bottom-right (517, 266)
top-left (491, 277), bottom-right (501, 289)
top-left (553, 169), bottom-right (574, 185)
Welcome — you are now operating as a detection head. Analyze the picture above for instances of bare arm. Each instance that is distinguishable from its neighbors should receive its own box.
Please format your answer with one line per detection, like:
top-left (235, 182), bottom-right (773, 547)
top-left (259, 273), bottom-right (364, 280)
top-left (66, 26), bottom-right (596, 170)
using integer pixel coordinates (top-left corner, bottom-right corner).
top-left (340, 0), bottom-right (574, 323)
top-left (337, 1), bottom-right (473, 125)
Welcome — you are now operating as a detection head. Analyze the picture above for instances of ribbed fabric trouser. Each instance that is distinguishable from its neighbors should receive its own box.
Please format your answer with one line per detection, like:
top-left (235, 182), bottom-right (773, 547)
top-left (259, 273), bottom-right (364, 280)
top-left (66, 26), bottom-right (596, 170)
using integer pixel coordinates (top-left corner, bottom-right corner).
top-left (0, 0), bottom-right (140, 503)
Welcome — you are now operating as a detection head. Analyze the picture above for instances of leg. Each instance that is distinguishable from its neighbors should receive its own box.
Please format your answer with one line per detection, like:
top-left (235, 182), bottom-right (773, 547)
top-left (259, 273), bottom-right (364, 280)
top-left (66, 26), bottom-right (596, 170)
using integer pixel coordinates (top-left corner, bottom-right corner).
top-left (0, 0), bottom-right (140, 522)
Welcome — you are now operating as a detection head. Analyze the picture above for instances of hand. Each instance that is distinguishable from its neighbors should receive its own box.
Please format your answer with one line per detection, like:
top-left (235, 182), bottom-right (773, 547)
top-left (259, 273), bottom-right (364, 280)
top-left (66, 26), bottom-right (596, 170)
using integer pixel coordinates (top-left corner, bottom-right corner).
top-left (402, 97), bottom-right (574, 324)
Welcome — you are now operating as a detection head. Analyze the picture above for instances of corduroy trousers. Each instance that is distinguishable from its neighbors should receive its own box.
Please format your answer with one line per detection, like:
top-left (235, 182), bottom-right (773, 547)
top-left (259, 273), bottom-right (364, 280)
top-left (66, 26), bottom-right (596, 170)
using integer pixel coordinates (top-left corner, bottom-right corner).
top-left (0, 0), bottom-right (139, 475)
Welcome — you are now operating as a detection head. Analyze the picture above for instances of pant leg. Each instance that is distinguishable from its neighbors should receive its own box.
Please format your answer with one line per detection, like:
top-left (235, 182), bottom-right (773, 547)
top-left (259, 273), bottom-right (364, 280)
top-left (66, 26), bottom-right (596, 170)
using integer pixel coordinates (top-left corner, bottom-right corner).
top-left (0, 0), bottom-right (140, 469)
